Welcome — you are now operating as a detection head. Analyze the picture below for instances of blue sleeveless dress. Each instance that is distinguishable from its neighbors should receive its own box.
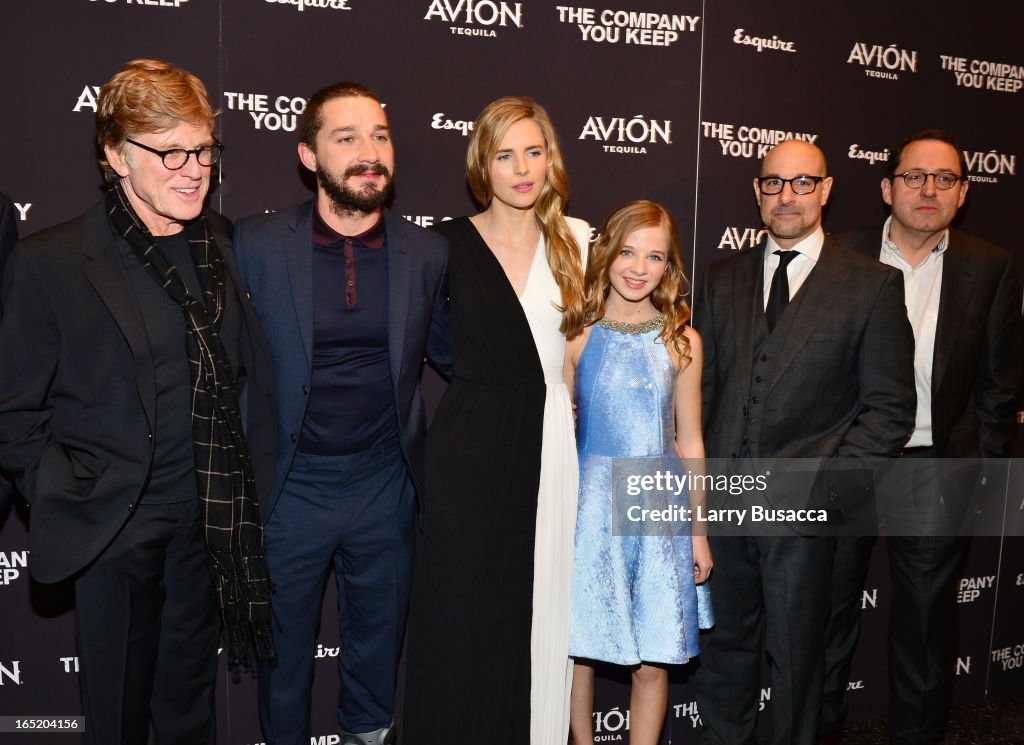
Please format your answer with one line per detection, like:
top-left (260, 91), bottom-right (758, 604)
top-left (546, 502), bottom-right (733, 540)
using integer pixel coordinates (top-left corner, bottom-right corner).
top-left (569, 320), bottom-right (711, 665)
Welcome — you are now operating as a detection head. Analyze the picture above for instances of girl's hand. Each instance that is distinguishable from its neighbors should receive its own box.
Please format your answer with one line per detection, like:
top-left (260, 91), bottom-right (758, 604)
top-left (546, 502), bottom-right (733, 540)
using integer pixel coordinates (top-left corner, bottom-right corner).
top-left (692, 535), bottom-right (713, 584)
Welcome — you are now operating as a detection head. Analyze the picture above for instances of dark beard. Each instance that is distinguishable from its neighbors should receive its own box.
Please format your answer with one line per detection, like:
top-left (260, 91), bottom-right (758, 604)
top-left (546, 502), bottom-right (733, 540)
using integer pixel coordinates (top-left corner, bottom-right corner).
top-left (317, 163), bottom-right (393, 216)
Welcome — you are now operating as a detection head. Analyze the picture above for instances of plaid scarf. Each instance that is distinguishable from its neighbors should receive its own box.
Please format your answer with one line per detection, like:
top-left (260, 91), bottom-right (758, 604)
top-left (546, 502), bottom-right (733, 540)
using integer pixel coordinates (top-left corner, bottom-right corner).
top-left (105, 183), bottom-right (275, 667)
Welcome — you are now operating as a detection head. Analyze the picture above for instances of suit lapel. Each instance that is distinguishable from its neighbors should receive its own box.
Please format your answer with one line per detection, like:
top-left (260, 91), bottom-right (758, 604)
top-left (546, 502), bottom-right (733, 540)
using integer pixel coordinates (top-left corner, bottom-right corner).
top-left (932, 235), bottom-right (974, 396)
top-left (384, 209), bottom-right (411, 391)
top-left (285, 203), bottom-right (315, 370)
top-left (81, 207), bottom-right (156, 428)
top-left (768, 239), bottom-right (849, 394)
top-left (731, 243), bottom-right (763, 401)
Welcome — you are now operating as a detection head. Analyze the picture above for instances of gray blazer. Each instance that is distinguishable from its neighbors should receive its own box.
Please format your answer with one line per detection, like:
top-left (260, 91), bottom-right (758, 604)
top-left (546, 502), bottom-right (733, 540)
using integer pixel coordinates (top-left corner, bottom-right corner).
top-left (694, 236), bottom-right (916, 514)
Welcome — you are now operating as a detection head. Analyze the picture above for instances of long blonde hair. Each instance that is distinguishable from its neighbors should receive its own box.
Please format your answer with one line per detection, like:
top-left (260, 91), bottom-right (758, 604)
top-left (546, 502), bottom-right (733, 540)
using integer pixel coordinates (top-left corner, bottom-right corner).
top-left (585, 200), bottom-right (692, 365)
top-left (466, 96), bottom-right (585, 336)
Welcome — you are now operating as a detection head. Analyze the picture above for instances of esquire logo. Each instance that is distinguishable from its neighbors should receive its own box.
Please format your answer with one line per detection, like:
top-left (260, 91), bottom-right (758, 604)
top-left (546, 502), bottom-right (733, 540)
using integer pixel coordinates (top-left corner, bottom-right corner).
top-left (579, 115), bottom-right (672, 155)
top-left (701, 121), bottom-right (818, 160)
top-left (264, 0), bottom-right (354, 11)
top-left (431, 113), bottom-right (474, 137)
top-left (963, 148), bottom-right (1016, 184)
top-left (732, 27), bottom-right (796, 54)
top-left (847, 41), bottom-right (918, 80)
top-left (941, 55), bottom-right (1024, 93)
top-left (556, 6), bottom-right (700, 47)
top-left (424, 0), bottom-right (523, 38)
top-left (848, 143), bottom-right (890, 166)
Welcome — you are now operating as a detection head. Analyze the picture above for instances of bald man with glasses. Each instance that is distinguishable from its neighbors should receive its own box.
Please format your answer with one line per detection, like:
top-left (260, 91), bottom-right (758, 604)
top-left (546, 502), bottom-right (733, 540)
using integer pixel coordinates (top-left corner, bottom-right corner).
top-left (692, 139), bottom-right (916, 745)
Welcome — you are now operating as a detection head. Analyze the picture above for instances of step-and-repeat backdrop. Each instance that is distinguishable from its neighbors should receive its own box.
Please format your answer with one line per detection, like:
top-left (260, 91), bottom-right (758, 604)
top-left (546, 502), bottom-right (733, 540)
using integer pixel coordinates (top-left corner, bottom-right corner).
top-left (1, 1), bottom-right (1022, 743)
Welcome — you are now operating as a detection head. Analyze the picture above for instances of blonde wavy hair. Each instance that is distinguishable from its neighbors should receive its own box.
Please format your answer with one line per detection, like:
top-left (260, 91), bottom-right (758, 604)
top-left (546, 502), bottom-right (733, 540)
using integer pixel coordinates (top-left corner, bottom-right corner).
top-left (584, 200), bottom-right (692, 366)
top-left (466, 96), bottom-right (585, 336)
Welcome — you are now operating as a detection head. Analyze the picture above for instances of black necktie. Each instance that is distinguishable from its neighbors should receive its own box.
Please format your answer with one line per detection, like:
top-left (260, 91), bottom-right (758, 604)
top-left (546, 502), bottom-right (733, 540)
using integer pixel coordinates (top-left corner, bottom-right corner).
top-left (765, 249), bottom-right (799, 332)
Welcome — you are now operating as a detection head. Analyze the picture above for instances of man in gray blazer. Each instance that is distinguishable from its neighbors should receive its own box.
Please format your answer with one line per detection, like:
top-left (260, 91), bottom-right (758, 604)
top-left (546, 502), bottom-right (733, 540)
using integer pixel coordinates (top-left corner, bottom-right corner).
top-left (692, 140), bottom-right (916, 745)
top-left (822, 129), bottom-right (1023, 745)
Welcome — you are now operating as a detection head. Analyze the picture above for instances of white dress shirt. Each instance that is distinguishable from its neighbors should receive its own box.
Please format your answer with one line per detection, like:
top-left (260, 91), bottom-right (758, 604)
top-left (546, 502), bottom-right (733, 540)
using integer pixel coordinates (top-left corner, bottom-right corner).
top-left (762, 227), bottom-right (825, 309)
top-left (878, 216), bottom-right (948, 448)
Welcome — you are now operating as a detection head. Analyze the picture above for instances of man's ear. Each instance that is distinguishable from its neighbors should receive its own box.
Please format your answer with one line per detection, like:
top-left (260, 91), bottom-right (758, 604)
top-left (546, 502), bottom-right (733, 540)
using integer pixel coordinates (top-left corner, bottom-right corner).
top-left (298, 141), bottom-right (317, 173)
top-left (105, 143), bottom-right (130, 178)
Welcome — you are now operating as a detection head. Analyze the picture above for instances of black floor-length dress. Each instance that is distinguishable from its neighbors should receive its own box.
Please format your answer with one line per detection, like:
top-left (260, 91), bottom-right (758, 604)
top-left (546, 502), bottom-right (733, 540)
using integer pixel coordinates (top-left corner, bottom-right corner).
top-left (404, 216), bottom-right (565, 744)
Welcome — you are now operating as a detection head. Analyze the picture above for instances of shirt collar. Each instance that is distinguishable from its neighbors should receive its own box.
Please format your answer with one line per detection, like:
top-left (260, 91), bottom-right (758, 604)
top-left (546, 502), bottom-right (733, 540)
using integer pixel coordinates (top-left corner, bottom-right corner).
top-left (313, 206), bottom-right (386, 249)
top-left (765, 226), bottom-right (824, 263)
top-left (881, 215), bottom-right (949, 258)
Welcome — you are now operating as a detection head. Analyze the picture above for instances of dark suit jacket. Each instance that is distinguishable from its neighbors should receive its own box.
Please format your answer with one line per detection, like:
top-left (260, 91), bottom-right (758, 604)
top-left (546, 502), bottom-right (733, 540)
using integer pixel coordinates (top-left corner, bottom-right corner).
top-left (836, 227), bottom-right (1023, 459)
top-left (0, 193), bottom-right (18, 515)
top-left (0, 200), bottom-right (278, 583)
top-left (233, 201), bottom-right (451, 518)
top-left (695, 237), bottom-right (917, 491)
top-left (0, 193), bottom-right (17, 289)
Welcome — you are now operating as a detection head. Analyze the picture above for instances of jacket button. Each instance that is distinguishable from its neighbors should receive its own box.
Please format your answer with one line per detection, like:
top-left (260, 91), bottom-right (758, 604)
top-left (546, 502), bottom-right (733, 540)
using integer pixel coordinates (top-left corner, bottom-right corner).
top-left (302, 384), bottom-right (309, 395)
top-left (290, 433), bottom-right (298, 443)
top-left (755, 376), bottom-right (763, 383)
top-left (147, 432), bottom-right (153, 440)
top-left (760, 354), bottom-right (769, 361)
top-left (751, 397), bottom-right (760, 404)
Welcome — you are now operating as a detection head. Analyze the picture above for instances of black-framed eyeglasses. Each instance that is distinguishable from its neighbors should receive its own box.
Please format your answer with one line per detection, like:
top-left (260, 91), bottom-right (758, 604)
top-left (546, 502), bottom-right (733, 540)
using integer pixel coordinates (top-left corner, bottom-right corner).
top-left (892, 170), bottom-right (962, 190)
top-left (126, 138), bottom-right (224, 170)
top-left (757, 175), bottom-right (826, 195)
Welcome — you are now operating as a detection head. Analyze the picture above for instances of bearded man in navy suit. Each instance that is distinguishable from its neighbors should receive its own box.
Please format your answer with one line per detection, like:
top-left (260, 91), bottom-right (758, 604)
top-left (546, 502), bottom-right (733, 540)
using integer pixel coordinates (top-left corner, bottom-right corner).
top-left (233, 82), bottom-right (450, 745)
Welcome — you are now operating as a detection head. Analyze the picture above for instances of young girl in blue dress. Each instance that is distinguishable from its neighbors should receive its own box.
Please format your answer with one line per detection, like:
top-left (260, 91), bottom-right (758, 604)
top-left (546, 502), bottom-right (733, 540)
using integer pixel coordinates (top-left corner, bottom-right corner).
top-left (565, 200), bottom-right (713, 745)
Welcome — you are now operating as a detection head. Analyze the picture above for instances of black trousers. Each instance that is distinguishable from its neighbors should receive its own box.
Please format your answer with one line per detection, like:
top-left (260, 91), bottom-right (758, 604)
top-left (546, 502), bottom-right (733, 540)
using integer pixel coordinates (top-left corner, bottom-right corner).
top-left (823, 534), bottom-right (968, 745)
top-left (693, 534), bottom-right (834, 745)
top-left (74, 499), bottom-right (218, 745)
top-left (823, 450), bottom-right (971, 745)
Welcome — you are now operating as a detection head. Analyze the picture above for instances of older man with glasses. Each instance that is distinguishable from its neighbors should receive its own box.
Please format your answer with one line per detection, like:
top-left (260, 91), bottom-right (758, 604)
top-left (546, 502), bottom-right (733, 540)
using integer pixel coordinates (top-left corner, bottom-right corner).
top-left (822, 129), bottom-right (1023, 745)
top-left (0, 59), bottom-right (277, 745)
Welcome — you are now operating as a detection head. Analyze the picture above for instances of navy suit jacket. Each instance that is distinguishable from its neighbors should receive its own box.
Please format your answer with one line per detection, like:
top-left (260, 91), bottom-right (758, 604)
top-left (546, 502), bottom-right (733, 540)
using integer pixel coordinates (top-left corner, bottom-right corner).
top-left (234, 201), bottom-right (451, 517)
top-left (0, 200), bottom-right (278, 582)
